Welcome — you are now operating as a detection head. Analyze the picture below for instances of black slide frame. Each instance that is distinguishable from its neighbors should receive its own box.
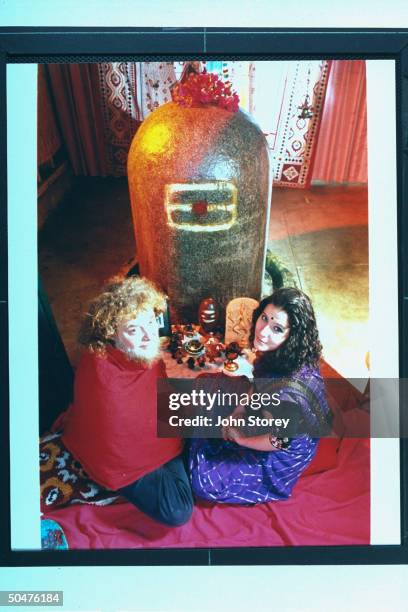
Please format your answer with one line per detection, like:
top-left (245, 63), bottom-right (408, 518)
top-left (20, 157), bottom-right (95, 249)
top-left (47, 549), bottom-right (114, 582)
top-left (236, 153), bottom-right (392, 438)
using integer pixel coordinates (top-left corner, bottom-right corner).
top-left (1, 27), bottom-right (408, 566)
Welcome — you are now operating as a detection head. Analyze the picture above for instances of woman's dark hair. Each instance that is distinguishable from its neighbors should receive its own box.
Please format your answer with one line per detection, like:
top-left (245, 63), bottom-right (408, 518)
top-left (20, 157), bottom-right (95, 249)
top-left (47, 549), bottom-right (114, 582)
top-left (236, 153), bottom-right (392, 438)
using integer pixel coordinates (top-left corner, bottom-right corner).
top-left (249, 287), bottom-right (322, 376)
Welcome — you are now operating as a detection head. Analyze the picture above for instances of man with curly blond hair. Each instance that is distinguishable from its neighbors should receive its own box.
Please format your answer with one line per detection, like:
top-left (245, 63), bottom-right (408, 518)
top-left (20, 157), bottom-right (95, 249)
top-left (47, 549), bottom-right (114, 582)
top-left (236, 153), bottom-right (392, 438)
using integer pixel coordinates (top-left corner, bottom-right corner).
top-left (58, 276), bottom-right (193, 527)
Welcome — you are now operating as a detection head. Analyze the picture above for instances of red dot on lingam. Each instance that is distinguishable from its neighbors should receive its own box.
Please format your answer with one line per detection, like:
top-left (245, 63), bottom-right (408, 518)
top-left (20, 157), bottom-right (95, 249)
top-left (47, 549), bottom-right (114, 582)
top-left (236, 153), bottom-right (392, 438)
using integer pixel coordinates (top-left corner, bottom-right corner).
top-left (192, 200), bottom-right (208, 216)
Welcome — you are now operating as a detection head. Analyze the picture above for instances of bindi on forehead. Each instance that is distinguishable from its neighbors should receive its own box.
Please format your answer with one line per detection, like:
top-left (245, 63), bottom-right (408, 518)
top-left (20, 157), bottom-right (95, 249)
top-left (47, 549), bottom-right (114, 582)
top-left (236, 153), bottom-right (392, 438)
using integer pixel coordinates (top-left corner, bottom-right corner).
top-left (264, 306), bottom-right (290, 328)
top-left (270, 314), bottom-right (285, 323)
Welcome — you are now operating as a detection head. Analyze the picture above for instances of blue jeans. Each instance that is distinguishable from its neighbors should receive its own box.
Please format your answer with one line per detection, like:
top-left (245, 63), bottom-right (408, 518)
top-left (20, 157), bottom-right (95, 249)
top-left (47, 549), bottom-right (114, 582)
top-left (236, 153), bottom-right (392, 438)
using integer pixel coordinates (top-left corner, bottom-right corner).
top-left (117, 454), bottom-right (193, 527)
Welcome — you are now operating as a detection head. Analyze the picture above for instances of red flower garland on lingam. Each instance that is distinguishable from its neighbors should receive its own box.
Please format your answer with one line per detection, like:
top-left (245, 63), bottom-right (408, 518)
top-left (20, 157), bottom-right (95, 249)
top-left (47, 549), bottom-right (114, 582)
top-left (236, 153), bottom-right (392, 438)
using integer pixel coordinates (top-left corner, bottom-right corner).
top-left (172, 71), bottom-right (240, 112)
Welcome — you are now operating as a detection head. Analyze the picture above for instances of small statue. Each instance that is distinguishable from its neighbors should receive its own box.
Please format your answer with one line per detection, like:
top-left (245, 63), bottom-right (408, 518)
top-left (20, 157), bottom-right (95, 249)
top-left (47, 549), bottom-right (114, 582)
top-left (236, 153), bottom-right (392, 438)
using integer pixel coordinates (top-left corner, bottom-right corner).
top-left (204, 332), bottom-right (224, 363)
top-left (170, 330), bottom-right (184, 358)
top-left (198, 297), bottom-right (220, 335)
top-left (225, 297), bottom-right (259, 348)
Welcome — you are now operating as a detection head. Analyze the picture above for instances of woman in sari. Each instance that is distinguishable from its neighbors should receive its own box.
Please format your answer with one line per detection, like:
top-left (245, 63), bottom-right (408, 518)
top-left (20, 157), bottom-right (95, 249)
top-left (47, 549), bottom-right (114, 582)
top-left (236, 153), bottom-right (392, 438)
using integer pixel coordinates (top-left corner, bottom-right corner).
top-left (188, 287), bottom-right (331, 504)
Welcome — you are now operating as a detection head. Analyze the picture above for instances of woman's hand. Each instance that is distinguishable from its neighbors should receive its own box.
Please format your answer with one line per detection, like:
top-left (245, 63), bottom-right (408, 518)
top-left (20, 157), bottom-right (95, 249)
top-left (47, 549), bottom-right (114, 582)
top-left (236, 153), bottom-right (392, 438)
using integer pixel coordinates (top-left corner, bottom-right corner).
top-left (225, 432), bottom-right (284, 452)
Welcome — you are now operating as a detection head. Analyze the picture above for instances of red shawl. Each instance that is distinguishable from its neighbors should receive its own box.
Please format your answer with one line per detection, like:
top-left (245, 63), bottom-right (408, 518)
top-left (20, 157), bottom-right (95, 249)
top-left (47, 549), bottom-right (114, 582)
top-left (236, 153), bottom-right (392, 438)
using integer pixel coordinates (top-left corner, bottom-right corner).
top-left (58, 345), bottom-right (182, 490)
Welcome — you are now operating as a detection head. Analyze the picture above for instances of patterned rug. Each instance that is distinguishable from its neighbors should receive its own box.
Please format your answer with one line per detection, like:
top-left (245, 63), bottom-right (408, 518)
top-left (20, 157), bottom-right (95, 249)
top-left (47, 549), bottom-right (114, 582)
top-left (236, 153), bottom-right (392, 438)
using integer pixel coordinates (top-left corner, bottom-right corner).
top-left (40, 432), bottom-right (119, 513)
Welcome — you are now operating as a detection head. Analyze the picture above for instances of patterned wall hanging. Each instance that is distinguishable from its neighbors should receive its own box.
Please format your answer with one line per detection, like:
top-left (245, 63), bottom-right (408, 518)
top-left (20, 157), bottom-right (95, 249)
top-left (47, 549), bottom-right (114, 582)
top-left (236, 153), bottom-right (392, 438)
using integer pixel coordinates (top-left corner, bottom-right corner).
top-left (97, 62), bottom-right (142, 176)
top-left (137, 62), bottom-right (177, 117)
top-left (61, 61), bottom-right (330, 182)
top-left (95, 62), bottom-right (177, 176)
top-left (204, 60), bottom-right (331, 189)
top-left (266, 61), bottom-right (331, 188)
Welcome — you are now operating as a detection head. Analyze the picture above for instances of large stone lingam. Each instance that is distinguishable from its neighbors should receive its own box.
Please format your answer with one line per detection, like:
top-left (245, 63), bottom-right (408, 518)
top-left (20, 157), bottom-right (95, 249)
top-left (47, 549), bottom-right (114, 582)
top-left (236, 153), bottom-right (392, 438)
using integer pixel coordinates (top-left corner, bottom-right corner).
top-left (127, 72), bottom-right (272, 323)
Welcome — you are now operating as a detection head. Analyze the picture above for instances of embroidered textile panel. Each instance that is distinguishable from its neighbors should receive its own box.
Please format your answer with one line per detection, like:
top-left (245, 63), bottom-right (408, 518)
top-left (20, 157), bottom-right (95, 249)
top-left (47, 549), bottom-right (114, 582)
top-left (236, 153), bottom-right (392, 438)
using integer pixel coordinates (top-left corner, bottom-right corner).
top-left (97, 62), bottom-right (141, 176)
top-left (96, 62), bottom-right (177, 176)
top-left (207, 61), bottom-right (331, 189)
top-left (67, 61), bottom-right (330, 182)
top-left (269, 61), bottom-right (331, 188)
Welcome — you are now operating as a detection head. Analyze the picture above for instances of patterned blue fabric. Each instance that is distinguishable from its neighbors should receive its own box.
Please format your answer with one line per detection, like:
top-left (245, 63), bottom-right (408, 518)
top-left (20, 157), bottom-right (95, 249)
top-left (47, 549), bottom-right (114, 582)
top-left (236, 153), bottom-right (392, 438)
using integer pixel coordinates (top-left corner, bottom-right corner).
top-left (41, 518), bottom-right (68, 550)
top-left (189, 366), bottom-right (329, 504)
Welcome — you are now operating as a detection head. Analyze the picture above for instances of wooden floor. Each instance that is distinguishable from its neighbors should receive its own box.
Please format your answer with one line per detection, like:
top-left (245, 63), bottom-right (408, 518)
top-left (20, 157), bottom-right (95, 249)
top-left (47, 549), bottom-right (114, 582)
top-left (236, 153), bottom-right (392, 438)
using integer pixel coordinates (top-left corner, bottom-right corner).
top-left (39, 179), bottom-right (368, 377)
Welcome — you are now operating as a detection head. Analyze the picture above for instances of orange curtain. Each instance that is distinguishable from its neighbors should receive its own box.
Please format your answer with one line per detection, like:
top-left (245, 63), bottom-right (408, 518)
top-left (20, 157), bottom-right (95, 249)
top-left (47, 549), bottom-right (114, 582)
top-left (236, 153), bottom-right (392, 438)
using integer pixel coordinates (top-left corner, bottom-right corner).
top-left (45, 63), bottom-right (142, 177)
top-left (312, 60), bottom-right (368, 184)
top-left (46, 63), bottom-right (109, 176)
top-left (38, 65), bottom-right (61, 166)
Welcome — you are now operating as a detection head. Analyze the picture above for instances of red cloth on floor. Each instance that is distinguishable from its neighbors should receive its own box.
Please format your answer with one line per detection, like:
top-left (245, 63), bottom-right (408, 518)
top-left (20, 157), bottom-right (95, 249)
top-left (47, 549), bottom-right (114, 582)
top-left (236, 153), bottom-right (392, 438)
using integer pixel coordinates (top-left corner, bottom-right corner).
top-left (45, 437), bottom-right (370, 548)
top-left (46, 357), bottom-right (370, 548)
top-left (59, 345), bottom-right (182, 490)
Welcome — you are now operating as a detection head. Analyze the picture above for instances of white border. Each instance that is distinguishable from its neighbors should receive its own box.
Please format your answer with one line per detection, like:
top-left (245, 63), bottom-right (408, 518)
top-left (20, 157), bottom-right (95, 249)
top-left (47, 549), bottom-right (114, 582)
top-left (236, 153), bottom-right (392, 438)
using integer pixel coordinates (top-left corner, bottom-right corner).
top-left (6, 60), bottom-right (401, 549)
top-left (366, 60), bottom-right (400, 544)
top-left (7, 64), bottom-right (41, 549)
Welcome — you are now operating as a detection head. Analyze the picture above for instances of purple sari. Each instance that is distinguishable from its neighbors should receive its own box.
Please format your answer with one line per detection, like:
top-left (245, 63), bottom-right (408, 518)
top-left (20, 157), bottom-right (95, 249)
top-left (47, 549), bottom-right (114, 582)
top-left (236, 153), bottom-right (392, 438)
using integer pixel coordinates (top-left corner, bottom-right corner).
top-left (188, 365), bottom-right (330, 504)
